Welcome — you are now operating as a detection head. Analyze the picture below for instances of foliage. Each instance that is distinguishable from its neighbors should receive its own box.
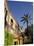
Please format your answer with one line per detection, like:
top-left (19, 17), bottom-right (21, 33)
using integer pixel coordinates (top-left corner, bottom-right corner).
top-left (20, 14), bottom-right (32, 36)
top-left (20, 14), bottom-right (33, 44)
top-left (25, 24), bottom-right (33, 43)
top-left (4, 28), bottom-right (14, 46)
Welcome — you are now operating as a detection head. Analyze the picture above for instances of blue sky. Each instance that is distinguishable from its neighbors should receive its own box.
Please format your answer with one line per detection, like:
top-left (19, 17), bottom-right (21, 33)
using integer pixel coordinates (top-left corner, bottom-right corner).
top-left (7, 1), bottom-right (33, 29)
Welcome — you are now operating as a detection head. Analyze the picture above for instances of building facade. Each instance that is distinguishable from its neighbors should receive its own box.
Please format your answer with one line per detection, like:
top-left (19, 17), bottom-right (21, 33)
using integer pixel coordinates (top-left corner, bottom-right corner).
top-left (4, 0), bottom-right (23, 45)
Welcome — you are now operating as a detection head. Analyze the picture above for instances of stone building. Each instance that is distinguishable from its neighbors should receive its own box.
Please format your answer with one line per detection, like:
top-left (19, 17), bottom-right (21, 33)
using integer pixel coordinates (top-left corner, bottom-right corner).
top-left (4, 0), bottom-right (24, 45)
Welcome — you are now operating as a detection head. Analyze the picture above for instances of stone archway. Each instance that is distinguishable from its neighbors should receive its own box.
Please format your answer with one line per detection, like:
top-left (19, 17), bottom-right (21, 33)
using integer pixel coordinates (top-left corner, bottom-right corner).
top-left (13, 38), bottom-right (19, 45)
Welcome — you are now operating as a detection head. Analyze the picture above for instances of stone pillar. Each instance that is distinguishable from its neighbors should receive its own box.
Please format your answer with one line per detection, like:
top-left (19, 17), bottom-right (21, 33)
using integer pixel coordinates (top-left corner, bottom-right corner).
top-left (20, 37), bottom-right (23, 44)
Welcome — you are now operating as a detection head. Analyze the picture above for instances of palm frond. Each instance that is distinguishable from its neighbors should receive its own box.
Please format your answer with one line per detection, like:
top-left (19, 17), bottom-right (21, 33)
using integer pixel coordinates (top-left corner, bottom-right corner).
top-left (20, 18), bottom-right (25, 22)
top-left (21, 17), bottom-right (24, 19)
top-left (20, 20), bottom-right (24, 22)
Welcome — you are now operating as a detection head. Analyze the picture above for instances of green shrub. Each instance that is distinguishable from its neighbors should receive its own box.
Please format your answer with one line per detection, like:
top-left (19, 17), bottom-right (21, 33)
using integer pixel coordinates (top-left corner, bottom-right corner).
top-left (4, 28), bottom-right (14, 46)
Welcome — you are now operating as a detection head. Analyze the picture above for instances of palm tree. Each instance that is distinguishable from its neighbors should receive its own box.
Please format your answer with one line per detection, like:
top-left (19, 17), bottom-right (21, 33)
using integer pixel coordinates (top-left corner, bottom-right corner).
top-left (20, 14), bottom-right (32, 36)
top-left (20, 14), bottom-right (32, 44)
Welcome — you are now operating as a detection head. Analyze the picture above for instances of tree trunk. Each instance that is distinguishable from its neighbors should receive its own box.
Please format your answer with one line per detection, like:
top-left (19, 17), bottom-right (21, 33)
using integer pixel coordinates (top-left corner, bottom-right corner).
top-left (26, 21), bottom-right (28, 36)
top-left (23, 36), bottom-right (24, 44)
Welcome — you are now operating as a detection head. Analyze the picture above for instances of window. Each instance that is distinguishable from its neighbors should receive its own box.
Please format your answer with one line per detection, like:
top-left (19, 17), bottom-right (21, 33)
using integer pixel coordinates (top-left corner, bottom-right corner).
top-left (11, 19), bottom-right (13, 23)
top-left (11, 19), bottom-right (13, 28)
